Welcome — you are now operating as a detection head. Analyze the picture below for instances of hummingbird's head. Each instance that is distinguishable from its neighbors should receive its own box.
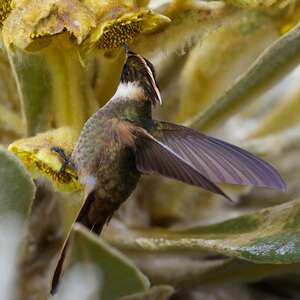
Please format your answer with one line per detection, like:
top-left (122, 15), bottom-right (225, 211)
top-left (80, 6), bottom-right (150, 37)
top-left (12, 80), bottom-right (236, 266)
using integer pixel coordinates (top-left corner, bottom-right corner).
top-left (120, 46), bottom-right (162, 105)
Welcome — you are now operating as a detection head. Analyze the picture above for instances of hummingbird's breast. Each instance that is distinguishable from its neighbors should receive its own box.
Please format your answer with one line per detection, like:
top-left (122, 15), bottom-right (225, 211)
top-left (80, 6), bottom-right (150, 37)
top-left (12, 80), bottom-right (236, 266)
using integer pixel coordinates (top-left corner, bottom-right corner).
top-left (73, 117), bottom-right (140, 227)
top-left (71, 82), bottom-right (154, 227)
top-left (71, 109), bottom-right (140, 209)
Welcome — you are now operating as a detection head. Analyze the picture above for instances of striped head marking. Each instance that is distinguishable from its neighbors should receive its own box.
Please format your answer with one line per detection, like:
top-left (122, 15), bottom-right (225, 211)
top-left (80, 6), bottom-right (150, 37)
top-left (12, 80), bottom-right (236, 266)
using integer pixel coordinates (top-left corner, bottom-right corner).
top-left (121, 46), bottom-right (162, 106)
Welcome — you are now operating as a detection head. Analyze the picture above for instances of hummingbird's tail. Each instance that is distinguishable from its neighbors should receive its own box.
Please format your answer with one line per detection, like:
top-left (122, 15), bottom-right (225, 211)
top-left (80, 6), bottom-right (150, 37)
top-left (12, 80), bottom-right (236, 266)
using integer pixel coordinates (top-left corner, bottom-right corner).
top-left (51, 191), bottom-right (112, 295)
top-left (51, 237), bottom-right (69, 295)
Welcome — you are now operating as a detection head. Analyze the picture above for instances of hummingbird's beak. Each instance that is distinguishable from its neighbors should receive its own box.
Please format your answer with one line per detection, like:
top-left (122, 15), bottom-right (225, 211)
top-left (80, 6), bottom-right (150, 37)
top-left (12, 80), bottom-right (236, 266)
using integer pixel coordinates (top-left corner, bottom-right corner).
top-left (124, 44), bottom-right (135, 58)
top-left (124, 44), bottom-right (129, 56)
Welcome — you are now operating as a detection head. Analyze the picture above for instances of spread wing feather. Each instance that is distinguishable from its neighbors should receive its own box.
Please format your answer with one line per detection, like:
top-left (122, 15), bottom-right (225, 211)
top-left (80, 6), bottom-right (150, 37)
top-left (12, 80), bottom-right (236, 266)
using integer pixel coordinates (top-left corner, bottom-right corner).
top-left (151, 121), bottom-right (286, 191)
top-left (133, 129), bottom-right (230, 199)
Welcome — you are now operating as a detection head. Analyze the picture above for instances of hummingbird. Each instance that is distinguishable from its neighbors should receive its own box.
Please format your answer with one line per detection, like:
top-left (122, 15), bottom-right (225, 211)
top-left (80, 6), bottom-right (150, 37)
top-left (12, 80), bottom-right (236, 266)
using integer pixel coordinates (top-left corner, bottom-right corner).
top-left (51, 46), bottom-right (286, 294)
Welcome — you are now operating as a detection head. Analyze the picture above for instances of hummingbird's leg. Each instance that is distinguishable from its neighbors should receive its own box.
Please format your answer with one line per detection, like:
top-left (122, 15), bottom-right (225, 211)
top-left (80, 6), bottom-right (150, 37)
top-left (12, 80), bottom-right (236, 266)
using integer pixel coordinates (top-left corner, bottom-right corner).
top-left (51, 147), bottom-right (76, 173)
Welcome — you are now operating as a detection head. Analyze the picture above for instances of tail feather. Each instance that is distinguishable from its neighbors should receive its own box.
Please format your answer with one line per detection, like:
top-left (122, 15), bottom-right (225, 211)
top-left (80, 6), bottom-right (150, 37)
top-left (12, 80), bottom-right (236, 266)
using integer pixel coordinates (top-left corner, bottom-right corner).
top-left (51, 191), bottom-right (107, 294)
top-left (51, 238), bottom-right (69, 295)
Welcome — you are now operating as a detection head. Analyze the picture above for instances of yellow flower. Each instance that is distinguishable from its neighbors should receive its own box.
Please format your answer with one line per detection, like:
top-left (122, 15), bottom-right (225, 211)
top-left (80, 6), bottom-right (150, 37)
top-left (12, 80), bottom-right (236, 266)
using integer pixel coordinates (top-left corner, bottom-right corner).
top-left (82, 9), bottom-right (170, 53)
top-left (8, 127), bottom-right (81, 192)
top-left (0, 0), bottom-right (14, 26)
top-left (1, 0), bottom-right (170, 53)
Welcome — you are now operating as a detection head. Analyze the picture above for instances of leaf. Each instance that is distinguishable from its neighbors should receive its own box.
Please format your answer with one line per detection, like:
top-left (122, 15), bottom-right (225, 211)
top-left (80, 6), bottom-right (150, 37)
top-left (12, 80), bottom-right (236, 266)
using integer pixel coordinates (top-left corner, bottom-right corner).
top-left (248, 77), bottom-right (300, 138)
top-left (8, 51), bottom-right (52, 136)
top-left (177, 10), bottom-right (278, 122)
top-left (170, 282), bottom-right (298, 300)
top-left (0, 147), bottom-right (35, 299)
top-left (104, 199), bottom-right (300, 264)
top-left (192, 259), bottom-right (300, 287)
top-left (118, 286), bottom-right (174, 300)
top-left (45, 35), bottom-right (97, 132)
top-left (8, 36), bottom-right (98, 135)
top-left (0, 45), bottom-right (19, 109)
top-left (249, 128), bottom-right (300, 203)
top-left (17, 179), bottom-right (65, 300)
top-left (135, 255), bottom-right (300, 289)
top-left (0, 146), bottom-right (35, 217)
top-left (225, 0), bottom-right (295, 13)
top-left (65, 225), bottom-right (150, 300)
top-left (0, 103), bottom-right (24, 138)
top-left (243, 125), bottom-right (300, 158)
top-left (190, 22), bottom-right (300, 132)
top-left (8, 127), bottom-right (81, 192)
top-left (133, 1), bottom-right (230, 57)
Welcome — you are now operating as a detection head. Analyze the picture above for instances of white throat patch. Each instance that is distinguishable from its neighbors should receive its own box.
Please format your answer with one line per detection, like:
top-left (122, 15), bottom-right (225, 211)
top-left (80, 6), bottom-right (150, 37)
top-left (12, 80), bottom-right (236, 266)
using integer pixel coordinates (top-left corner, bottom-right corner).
top-left (112, 82), bottom-right (145, 100)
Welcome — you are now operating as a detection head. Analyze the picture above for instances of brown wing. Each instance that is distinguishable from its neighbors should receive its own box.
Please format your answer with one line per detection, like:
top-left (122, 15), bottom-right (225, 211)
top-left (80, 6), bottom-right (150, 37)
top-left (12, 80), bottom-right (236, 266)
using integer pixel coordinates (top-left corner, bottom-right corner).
top-left (132, 128), bottom-right (230, 200)
top-left (151, 121), bottom-right (286, 191)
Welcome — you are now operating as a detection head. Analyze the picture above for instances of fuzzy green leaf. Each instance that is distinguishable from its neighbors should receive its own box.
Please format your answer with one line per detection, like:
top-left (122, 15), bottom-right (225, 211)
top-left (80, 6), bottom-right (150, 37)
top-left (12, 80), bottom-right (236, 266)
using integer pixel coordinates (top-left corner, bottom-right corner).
top-left (8, 51), bottom-right (52, 136)
top-left (190, 22), bottom-right (300, 131)
top-left (137, 255), bottom-right (300, 289)
top-left (65, 225), bottom-right (150, 300)
top-left (118, 286), bottom-right (174, 300)
top-left (133, 1), bottom-right (230, 57)
top-left (177, 11), bottom-right (278, 122)
top-left (105, 199), bottom-right (300, 264)
top-left (0, 146), bottom-right (35, 216)
top-left (225, 0), bottom-right (293, 11)
top-left (8, 39), bottom-right (98, 136)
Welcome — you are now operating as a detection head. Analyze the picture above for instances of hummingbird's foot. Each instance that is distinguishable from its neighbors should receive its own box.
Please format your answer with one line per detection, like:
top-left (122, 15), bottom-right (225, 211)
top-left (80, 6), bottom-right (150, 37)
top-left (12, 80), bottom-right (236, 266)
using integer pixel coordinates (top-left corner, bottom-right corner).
top-left (51, 146), bottom-right (75, 173)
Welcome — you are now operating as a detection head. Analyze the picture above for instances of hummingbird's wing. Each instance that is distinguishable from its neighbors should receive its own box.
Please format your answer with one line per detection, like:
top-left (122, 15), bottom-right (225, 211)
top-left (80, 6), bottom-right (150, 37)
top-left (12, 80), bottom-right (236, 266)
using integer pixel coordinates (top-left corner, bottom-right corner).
top-left (149, 121), bottom-right (286, 191)
top-left (132, 127), bottom-right (230, 199)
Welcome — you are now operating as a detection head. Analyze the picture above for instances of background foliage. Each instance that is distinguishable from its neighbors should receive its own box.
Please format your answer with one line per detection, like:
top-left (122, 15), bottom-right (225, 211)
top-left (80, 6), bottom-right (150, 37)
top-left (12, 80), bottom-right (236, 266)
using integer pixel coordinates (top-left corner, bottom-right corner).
top-left (1, 0), bottom-right (300, 299)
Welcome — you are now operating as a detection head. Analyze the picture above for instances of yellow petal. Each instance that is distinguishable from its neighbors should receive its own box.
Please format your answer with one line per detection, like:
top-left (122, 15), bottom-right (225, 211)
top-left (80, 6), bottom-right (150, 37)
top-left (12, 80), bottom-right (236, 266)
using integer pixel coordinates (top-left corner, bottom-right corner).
top-left (81, 9), bottom-right (170, 53)
top-left (2, 0), bottom-right (96, 50)
top-left (1, 0), bottom-right (169, 53)
top-left (0, 0), bottom-right (14, 26)
top-left (8, 127), bottom-right (82, 192)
